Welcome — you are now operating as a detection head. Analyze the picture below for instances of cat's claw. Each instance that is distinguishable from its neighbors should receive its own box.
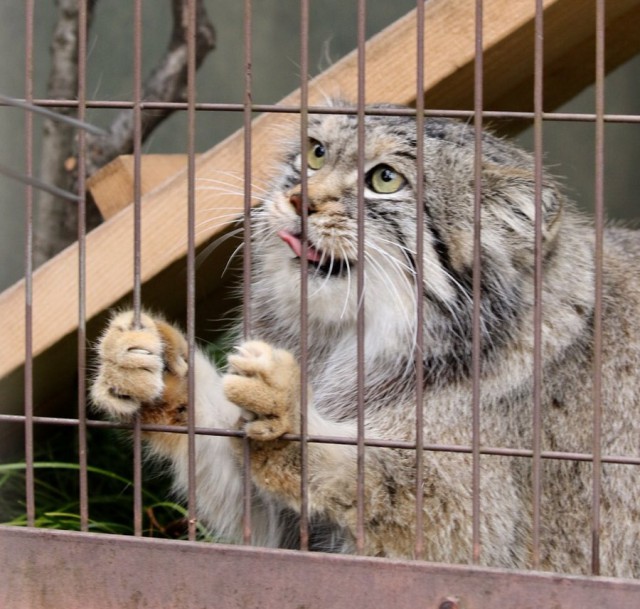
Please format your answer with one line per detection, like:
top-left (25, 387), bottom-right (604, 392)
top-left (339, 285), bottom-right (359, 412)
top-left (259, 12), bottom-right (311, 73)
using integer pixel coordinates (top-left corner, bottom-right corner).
top-left (91, 311), bottom-right (188, 421)
top-left (223, 341), bottom-right (301, 441)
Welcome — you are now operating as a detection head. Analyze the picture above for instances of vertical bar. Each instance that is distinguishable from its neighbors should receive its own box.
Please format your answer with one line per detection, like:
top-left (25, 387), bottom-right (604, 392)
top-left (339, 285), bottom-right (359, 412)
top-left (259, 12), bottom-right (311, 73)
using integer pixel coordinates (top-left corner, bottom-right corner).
top-left (186, 0), bottom-right (198, 542)
top-left (471, 0), bottom-right (483, 565)
top-left (241, 0), bottom-right (254, 545)
top-left (413, 0), bottom-right (426, 560)
top-left (531, 0), bottom-right (545, 571)
top-left (355, 0), bottom-right (367, 555)
top-left (76, 0), bottom-right (90, 533)
top-left (132, 0), bottom-right (144, 537)
top-left (23, 0), bottom-right (35, 529)
top-left (298, 0), bottom-right (311, 552)
top-left (591, 0), bottom-right (605, 576)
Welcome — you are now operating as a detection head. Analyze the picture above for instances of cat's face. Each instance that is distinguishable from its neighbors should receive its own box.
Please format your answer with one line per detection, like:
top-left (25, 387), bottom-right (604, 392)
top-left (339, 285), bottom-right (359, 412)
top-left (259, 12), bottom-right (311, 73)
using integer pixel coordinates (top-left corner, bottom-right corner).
top-left (253, 111), bottom-right (429, 337)
top-left (251, 106), bottom-right (563, 368)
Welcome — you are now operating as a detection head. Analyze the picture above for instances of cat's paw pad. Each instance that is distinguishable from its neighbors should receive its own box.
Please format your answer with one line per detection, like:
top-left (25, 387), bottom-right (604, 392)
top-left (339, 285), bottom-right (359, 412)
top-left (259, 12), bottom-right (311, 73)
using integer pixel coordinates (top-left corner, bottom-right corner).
top-left (223, 341), bottom-right (300, 441)
top-left (91, 310), bottom-right (186, 420)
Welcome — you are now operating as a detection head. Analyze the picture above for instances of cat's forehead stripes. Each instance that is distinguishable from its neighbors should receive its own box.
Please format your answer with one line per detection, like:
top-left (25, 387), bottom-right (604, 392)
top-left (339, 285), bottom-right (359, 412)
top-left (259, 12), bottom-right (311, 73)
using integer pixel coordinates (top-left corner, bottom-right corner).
top-left (306, 112), bottom-right (419, 167)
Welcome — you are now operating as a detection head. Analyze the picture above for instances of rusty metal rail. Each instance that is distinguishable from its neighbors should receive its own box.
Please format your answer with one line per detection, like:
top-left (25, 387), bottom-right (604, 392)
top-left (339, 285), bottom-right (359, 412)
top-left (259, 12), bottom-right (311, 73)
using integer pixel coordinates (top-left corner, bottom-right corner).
top-left (2, 526), bottom-right (640, 609)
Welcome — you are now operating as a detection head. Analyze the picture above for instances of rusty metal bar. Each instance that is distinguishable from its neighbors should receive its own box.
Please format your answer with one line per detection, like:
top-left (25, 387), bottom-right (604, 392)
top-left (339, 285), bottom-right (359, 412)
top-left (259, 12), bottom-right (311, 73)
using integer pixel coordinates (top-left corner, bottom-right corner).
top-left (471, 0), bottom-right (484, 565)
top-left (4, 97), bottom-right (640, 124)
top-left (355, 0), bottom-right (367, 555)
top-left (3, 526), bottom-right (640, 609)
top-left (0, 94), bottom-right (105, 135)
top-left (186, 0), bottom-right (199, 543)
top-left (0, 162), bottom-right (81, 202)
top-left (413, 0), bottom-right (426, 560)
top-left (131, 0), bottom-right (144, 538)
top-left (531, 0), bottom-right (545, 570)
top-left (241, 0), bottom-right (254, 545)
top-left (23, 0), bottom-right (35, 529)
top-left (4, 411), bottom-right (640, 466)
top-left (298, 0), bottom-right (311, 551)
top-left (591, 0), bottom-right (606, 576)
top-left (76, 0), bottom-right (90, 534)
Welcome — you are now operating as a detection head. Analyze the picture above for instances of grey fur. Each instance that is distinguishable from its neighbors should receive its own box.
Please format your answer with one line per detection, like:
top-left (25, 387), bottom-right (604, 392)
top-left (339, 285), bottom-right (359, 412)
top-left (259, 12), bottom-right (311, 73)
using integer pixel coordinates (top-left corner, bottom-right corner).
top-left (92, 104), bottom-right (640, 577)
top-left (246, 106), bottom-right (640, 575)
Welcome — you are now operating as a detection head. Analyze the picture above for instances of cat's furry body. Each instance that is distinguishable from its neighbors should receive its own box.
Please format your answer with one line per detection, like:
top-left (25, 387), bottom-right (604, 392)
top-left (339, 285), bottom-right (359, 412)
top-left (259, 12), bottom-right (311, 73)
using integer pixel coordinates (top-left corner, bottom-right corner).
top-left (92, 105), bottom-right (640, 577)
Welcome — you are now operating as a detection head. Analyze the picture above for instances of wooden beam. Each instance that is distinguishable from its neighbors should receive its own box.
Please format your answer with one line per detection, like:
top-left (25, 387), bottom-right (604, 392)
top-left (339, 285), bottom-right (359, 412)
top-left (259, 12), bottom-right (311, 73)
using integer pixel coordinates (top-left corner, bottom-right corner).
top-left (2, 0), bottom-right (640, 414)
top-left (87, 155), bottom-right (193, 220)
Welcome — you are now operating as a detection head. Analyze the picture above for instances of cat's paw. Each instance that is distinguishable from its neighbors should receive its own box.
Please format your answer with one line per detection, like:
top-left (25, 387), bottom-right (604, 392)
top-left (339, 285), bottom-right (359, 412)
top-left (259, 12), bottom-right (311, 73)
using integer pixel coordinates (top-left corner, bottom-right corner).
top-left (223, 341), bottom-right (300, 441)
top-left (91, 310), bottom-right (188, 421)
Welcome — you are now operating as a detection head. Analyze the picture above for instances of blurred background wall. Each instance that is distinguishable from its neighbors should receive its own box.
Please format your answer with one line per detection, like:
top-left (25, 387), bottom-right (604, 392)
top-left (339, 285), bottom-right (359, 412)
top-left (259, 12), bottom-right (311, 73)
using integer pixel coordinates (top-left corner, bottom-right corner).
top-left (1, 0), bottom-right (638, 292)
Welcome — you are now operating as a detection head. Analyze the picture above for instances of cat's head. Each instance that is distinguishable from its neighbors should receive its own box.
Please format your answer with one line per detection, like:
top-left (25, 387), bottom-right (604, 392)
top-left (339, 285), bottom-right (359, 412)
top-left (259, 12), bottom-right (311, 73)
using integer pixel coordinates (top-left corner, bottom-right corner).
top-left (251, 103), bottom-right (567, 371)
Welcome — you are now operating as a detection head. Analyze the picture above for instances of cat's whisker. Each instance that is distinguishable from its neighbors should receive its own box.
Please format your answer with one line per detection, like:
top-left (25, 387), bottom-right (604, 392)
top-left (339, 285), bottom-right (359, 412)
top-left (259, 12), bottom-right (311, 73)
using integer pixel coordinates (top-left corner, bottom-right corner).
top-left (221, 239), bottom-right (247, 277)
top-left (196, 186), bottom-right (273, 205)
top-left (157, 213), bottom-right (243, 260)
top-left (194, 218), bottom-right (244, 239)
top-left (363, 250), bottom-right (416, 335)
top-left (195, 226), bottom-right (245, 269)
top-left (365, 249), bottom-right (415, 309)
top-left (365, 237), bottom-right (417, 277)
top-left (195, 178), bottom-right (268, 195)
top-left (198, 171), bottom-right (271, 195)
top-left (195, 211), bottom-right (245, 224)
top-left (369, 231), bottom-right (475, 315)
top-left (308, 250), bottom-right (336, 297)
top-left (338, 243), bottom-right (353, 319)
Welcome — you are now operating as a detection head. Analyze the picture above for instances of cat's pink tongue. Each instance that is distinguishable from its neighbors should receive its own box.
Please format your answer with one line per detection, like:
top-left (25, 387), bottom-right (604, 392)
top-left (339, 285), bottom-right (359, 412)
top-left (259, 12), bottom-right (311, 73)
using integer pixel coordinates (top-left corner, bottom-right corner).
top-left (278, 230), bottom-right (323, 263)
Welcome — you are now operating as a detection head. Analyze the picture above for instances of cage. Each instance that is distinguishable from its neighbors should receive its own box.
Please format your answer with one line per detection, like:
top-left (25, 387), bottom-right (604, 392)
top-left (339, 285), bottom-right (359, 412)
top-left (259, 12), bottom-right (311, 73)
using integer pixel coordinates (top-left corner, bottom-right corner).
top-left (2, 1), bottom-right (640, 607)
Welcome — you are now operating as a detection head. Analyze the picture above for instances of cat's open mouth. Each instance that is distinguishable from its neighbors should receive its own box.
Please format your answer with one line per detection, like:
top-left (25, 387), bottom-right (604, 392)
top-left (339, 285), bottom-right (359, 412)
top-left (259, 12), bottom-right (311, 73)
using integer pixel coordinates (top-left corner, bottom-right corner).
top-left (278, 230), bottom-right (351, 277)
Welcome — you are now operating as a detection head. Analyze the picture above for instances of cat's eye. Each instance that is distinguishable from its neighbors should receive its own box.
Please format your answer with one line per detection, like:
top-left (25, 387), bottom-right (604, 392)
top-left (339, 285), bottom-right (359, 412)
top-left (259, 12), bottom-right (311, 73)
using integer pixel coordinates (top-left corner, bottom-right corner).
top-left (307, 138), bottom-right (326, 170)
top-left (366, 164), bottom-right (405, 194)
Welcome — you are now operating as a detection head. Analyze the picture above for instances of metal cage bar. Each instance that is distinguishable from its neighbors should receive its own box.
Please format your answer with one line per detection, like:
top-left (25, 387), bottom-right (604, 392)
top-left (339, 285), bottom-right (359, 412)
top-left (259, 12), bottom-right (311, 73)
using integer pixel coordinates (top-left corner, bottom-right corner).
top-left (531, 0), bottom-right (545, 570)
top-left (471, 0), bottom-right (484, 565)
top-left (241, 0), bottom-right (254, 545)
top-left (591, 0), bottom-right (606, 576)
top-left (298, 0), bottom-right (311, 552)
top-left (413, 0), bottom-right (426, 561)
top-left (76, 0), bottom-right (90, 535)
top-left (22, 0), bottom-right (35, 530)
top-left (186, 0), bottom-right (199, 543)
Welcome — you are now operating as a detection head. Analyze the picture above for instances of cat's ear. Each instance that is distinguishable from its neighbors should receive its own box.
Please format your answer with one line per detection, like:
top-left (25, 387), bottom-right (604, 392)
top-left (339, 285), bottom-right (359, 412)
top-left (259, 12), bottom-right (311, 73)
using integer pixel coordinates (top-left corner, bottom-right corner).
top-left (482, 164), bottom-right (563, 248)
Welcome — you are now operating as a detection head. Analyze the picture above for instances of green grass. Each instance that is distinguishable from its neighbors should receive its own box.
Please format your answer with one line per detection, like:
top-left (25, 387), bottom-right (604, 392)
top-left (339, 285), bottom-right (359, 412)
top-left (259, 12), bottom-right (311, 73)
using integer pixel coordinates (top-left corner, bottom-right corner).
top-left (0, 426), bottom-right (212, 540)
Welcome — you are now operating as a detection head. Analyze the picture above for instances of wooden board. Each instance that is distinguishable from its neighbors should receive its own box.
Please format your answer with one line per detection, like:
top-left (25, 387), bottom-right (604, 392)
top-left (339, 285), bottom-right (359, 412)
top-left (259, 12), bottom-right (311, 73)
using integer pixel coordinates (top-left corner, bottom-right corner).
top-left (87, 155), bottom-right (194, 220)
top-left (2, 0), bottom-right (640, 418)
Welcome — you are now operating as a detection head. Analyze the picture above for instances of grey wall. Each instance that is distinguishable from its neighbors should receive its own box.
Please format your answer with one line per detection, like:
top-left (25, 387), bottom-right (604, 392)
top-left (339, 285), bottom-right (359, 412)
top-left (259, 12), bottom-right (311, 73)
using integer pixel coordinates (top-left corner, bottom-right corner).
top-left (1, 1), bottom-right (639, 292)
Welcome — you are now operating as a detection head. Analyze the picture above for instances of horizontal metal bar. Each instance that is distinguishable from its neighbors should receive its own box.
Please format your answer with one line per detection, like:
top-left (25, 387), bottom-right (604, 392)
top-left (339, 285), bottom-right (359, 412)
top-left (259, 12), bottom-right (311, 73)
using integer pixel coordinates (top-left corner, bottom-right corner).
top-left (2, 413), bottom-right (639, 466)
top-left (3, 97), bottom-right (640, 124)
top-left (1, 526), bottom-right (639, 609)
top-left (0, 93), bottom-right (106, 135)
top-left (0, 162), bottom-right (81, 202)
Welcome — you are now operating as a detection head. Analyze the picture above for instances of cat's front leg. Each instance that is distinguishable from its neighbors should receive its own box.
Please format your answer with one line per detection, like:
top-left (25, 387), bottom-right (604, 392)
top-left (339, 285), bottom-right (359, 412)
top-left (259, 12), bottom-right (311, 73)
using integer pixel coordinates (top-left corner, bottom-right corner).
top-left (224, 342), bottom-right (365, 541)
top-left (224, 341), bottom-right (307, 498)
top-left (224, 341), bottom-right (300, 440)
top-left (91, 312), bottom-right (284, 547)
top-left (91, 310), bottom-right (191, 455)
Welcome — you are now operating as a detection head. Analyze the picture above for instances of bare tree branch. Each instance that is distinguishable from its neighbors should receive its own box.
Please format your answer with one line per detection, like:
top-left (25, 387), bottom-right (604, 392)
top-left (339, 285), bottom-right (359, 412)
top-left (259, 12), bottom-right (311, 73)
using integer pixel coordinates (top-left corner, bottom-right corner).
top-left (34, 0), bottom-right (216, 267)
top-left (33, 0), bottom-right (99, 267)
top-left (83, 0), bottom-right (216, 176)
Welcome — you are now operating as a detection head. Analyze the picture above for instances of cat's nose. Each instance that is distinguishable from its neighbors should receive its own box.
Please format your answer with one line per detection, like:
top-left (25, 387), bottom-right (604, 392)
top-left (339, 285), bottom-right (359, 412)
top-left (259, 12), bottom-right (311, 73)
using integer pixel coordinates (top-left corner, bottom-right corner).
top-left (289, 192), bottom-right (316, 216)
